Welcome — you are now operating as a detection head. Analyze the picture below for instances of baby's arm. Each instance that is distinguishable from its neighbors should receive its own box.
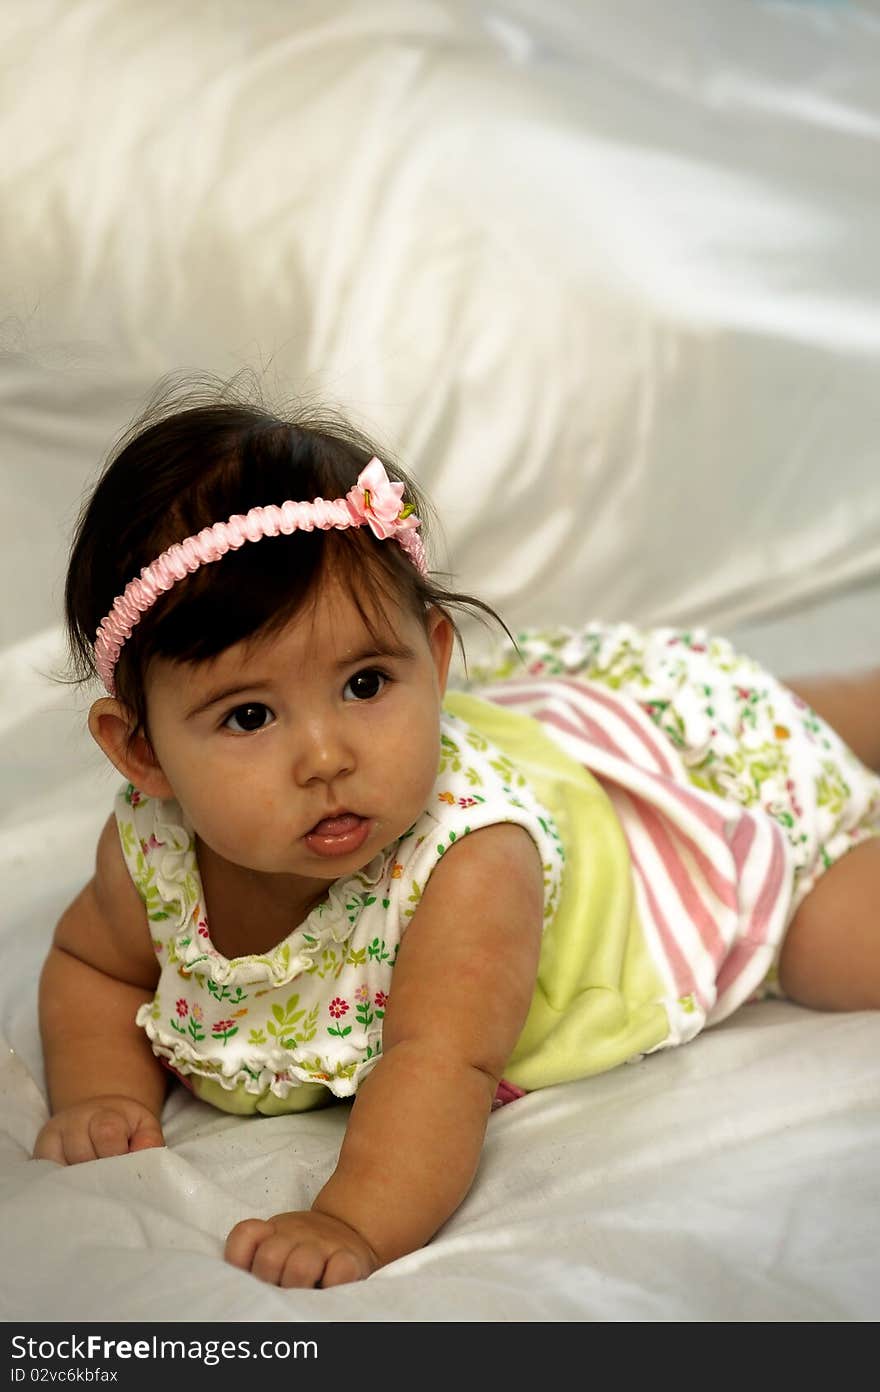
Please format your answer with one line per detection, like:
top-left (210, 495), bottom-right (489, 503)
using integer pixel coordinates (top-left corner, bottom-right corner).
top-left (33, 815), bottom-right (167, 1164)
top-left (225, 821), bottom-right (544, 1287)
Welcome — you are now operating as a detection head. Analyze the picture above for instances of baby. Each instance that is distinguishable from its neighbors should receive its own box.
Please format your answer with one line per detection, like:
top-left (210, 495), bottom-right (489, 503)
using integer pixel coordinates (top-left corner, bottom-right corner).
top-left (33, 383), bottom-right (880, 1288)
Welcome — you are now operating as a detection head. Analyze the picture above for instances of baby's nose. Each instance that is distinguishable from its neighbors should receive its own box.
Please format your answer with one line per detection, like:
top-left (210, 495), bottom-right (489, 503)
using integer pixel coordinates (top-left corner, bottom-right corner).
top-left (292, 717), bottom-right (355, 785)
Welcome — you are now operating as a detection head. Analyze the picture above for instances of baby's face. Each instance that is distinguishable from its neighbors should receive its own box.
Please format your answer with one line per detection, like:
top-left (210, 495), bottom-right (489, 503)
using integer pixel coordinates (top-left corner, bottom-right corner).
top-left (142, 579), bottom-right (453, 899)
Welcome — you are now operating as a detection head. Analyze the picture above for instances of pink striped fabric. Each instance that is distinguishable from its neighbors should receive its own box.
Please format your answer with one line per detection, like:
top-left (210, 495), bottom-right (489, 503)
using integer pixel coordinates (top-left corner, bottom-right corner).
top-left (476, 677), bottom-right (793, 1040)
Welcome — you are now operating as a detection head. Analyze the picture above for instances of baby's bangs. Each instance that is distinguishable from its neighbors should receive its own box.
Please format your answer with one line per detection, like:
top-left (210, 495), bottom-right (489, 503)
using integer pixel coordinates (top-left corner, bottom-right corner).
top-left (308, 529), bottom-right (431, 646)
top-left (113, 524), bottom-right (427, 704)
top-left (117, 526), bottom-right (326, 680)
top-left (230, 525), bottom-right (430, 655)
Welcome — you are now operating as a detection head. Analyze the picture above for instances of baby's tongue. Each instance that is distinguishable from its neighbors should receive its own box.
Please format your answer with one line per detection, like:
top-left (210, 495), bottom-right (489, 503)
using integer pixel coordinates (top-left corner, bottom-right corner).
top-left (311, 813), bottom-right (360, 836)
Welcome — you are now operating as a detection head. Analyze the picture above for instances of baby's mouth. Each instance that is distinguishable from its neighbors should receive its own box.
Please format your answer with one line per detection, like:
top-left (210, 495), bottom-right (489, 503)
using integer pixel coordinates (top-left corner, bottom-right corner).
top-left (309, 813), bottom-right (363, 837)
top-left (303, 812), bottom-right (372, 859)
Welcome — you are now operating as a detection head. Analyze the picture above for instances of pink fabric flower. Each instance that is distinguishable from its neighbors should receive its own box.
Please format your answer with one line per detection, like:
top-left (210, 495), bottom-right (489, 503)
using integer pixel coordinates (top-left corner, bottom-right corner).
top-left (346, 458), bottom-right (416, 540)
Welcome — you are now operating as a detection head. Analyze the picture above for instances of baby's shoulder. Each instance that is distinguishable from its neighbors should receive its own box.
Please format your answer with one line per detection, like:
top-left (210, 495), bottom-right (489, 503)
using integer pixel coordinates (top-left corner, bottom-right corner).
top-left (392, 709), bottom-right (564, 922)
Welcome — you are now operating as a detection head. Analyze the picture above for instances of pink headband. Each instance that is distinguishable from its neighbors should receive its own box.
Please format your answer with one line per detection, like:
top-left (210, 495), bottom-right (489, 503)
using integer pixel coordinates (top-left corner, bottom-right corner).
top-left (93, 457), bottom-right (426, 696)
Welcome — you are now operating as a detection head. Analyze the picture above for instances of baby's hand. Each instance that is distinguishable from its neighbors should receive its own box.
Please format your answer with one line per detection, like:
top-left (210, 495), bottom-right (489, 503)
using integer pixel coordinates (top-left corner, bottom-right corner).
top-left (225, 1210), bottom-right (379, 1289)
top-left (32, 1095), bottom-right (165, 1165)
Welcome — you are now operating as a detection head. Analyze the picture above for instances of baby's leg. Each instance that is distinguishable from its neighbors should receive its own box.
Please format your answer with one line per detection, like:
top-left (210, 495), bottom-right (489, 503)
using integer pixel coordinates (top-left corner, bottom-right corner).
top-left (784, 669), bottom-right (880, 773)
top-left (779, 838), bottom-right (880, 1010)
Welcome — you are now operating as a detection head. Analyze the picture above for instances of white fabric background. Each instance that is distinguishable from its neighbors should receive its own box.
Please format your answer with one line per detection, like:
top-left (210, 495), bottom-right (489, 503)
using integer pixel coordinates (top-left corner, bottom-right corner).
top-left (1, 0), bottom-right (879, 1321)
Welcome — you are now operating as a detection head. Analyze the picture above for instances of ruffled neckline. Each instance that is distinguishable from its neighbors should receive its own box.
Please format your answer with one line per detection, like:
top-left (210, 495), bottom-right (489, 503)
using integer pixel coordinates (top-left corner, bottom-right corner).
top-left (146, 795), bottom-right (391, 987)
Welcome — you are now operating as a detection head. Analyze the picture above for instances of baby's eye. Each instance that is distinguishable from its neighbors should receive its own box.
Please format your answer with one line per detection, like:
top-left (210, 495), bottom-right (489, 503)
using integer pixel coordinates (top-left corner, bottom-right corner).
top-left (223, 703), bottom-right (275, 733)
top-left (343, 668), bottom-right (387, 702)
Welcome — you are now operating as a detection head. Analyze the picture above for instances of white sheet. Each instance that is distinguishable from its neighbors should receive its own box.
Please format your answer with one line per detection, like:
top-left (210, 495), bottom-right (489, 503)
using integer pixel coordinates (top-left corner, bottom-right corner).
top-left (3, 997), bottom-right (878, 1322)
top-left (2, 0), bottom-right (879, 1322)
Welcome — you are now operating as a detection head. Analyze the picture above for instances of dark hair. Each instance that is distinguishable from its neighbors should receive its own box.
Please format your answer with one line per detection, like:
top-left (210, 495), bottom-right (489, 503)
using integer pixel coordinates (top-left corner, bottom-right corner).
top-left (65, 373), bottom-right (506, 738)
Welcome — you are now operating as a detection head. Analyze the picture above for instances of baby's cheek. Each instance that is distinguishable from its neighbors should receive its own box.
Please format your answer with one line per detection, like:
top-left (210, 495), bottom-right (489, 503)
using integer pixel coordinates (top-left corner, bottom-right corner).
top-left (389, 752), bottom-right (427, 802)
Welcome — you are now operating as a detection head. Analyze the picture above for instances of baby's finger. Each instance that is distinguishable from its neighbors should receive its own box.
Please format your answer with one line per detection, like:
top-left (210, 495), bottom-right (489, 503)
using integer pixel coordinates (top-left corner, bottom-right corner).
top-left (87, 1108), bottom-right (132, 1160)
top-left (128, 1117), bottom-right (165, 1154)
top-left (251, 1233), bottom-right (314, 1287)
top-left (56, 1124), bottom-right (102, 1166)
top-left (321, 1248), bottom-right (368, 1288)
top-left (32, 1124), bottom-right (66, 1166)
top-left (225, 1218), bottom-right (274, 1272)
top-left (279, 1242), bottom-right (327, 1290)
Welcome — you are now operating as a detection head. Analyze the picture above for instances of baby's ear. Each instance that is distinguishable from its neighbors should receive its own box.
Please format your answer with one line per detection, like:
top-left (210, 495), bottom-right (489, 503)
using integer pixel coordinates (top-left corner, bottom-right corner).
top-left (427, 607), bottom-right (455, 694)
top-left (88, 698), bottom-right (174, 800)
